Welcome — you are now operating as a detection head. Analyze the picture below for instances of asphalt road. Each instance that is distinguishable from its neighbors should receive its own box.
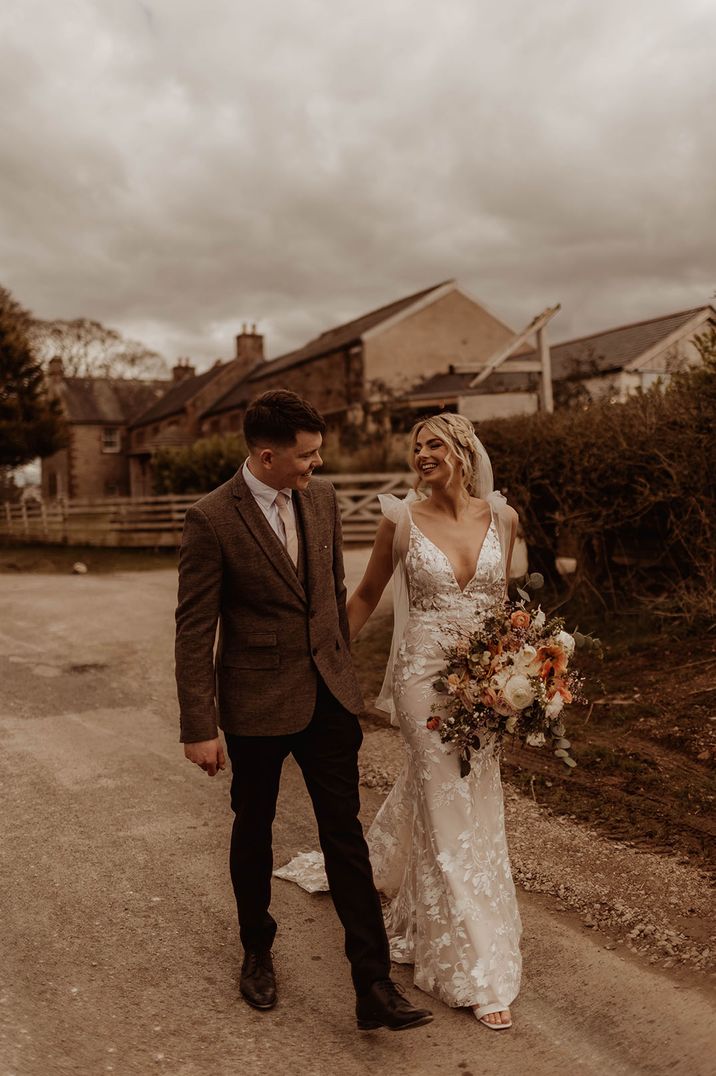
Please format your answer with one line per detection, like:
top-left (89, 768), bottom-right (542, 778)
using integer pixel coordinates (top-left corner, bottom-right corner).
top-left (1, 565), bottom-right (714, 1076)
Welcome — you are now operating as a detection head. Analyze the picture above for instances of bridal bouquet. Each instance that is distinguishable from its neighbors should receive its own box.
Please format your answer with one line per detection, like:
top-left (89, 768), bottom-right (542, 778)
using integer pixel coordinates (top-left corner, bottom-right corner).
top-left (428, 581), bottom-right (597, 777)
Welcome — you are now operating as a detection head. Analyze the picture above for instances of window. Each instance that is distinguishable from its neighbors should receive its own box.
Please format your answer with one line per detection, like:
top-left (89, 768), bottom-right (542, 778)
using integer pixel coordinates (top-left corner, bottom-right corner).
top-left (102, 427), bottom-right (121, 453)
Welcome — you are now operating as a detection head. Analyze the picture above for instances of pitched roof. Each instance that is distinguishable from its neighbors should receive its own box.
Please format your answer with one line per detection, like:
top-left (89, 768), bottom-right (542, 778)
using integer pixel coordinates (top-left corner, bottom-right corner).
top-left (407, 305), bottom-right (714, 399)
top-left (518, 306), bottom-right (712, 380)
top-left (130, 363), bottom-right (228, 426)
top-left (57, 377), bottom-right (169, 424)
top-left (204, 282), bottom-right (454, 417)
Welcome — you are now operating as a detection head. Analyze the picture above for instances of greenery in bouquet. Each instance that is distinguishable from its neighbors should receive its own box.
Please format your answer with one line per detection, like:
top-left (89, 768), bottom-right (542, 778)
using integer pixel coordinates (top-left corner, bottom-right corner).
top-left (428, 573), bottom-right (601, 777)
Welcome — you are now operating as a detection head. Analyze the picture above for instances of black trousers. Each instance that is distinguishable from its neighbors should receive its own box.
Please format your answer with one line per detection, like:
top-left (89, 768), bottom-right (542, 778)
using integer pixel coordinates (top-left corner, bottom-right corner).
top-left (223, 679), bottom-right (391, 995)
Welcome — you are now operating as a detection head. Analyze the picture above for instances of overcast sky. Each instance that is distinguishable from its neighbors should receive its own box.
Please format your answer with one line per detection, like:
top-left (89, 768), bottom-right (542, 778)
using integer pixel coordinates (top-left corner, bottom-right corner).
top-left (1, 0), bottom-right (714, 369)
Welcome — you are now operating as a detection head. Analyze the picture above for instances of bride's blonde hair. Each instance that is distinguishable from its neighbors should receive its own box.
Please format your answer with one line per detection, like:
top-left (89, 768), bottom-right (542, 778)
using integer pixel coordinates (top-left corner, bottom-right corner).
top-left (409, 413), bottom-right (485, 498)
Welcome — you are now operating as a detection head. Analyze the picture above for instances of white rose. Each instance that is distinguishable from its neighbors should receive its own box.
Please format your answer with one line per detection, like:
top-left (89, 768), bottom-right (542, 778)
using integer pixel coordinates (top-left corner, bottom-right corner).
top-left (526, 731), bottom-right (546, 747)
top-left (502, 674), bottom-right (535, 711)
top-left (556, 630), bottom-right (575, 656)
top-left (505, 716), bottom-right (518, 734)
top-left (490, 668), bottom-right (510, 691)
top-left (546, 693), bottom-right (564, 718)
top-left (533, 607), bottom-right (546, 629)
top-left (512, 645), bottom-right (540, 676)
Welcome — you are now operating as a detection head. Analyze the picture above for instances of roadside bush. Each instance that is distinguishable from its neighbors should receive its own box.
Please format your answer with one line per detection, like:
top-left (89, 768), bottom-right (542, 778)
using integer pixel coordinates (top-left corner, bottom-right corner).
top-left (153, 434), bottom-right (247, 494)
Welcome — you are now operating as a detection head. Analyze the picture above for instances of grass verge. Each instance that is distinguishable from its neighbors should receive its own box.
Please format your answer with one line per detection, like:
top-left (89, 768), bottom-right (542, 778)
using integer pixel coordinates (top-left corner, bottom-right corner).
top-left (0, 541), bottom-right (178, 573)
top-left (352, 606), bottom-right (716, 878)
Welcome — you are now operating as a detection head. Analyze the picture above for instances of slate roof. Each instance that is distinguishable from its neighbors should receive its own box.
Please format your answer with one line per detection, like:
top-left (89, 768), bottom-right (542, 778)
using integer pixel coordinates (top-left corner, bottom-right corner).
top-left (410, 369), bottom-right (537, 398)
top-left (57, 377), bottom-right (169, 424)
top-left (130, 363), bottom-right (228, 426)
top-left (407, 306), bottom-right (713, 399)
top-left (204, 282), bottom-right (454, 417)
top-left (519, 306), bottom-right (711, 379)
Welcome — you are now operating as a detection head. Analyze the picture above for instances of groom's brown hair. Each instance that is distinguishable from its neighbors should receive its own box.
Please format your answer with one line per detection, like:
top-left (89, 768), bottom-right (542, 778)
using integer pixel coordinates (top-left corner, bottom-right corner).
top-left (243, 389), bottom-right (326, 449)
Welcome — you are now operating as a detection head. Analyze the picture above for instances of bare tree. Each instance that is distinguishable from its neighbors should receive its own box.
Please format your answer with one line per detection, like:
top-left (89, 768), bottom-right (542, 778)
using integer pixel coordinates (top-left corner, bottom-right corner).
top-left (28, 317), bottom-right (168, 379)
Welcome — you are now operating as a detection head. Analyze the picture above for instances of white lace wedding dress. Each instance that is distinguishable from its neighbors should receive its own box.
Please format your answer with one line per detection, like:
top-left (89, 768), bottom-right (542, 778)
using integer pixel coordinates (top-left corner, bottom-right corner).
top-left (275, 496), bottom-right (522, 1017)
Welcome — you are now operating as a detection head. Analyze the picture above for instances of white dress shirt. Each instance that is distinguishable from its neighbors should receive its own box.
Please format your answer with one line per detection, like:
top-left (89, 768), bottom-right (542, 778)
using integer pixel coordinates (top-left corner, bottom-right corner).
top-left (242, 459), bottom-right (296, 550)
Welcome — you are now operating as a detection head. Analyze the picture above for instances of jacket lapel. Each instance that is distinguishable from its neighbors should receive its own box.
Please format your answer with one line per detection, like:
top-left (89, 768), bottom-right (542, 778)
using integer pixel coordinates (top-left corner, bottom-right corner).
top-left (295, 484), bottom-right (323, 597)
top-left (231, 469), bottom-right (306, 603)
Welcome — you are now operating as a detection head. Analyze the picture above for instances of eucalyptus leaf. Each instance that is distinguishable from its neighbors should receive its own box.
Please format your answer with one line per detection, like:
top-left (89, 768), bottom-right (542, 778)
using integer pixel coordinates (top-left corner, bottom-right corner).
top-left (528, 572), bottom-right (544, 589)
top-left (554, 748), bottom-right (569, 758)
top-left (564, 756), bottom-right (577, 768)
top-left (516, 587), bottom-right (530, 601)
top-left (555, 738), bottom-right (571, 749)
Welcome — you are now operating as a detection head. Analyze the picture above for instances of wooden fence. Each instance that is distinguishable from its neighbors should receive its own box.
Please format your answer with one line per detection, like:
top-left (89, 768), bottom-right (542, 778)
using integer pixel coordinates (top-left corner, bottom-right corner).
top-left (0, 474), bottom-right (413, 548)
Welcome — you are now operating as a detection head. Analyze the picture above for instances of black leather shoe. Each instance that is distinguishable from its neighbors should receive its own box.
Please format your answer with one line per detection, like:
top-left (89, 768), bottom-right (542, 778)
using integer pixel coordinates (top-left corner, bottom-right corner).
top-left (240, 948), bottom-right (277, 1010)
top-left (356, 979), bottom-right (433, 1031)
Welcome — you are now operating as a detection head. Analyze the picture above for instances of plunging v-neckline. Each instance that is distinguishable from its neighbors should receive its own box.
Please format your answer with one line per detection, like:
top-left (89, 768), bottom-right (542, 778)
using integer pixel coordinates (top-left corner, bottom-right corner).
top-left (407, 505), bottom-right (494, 594)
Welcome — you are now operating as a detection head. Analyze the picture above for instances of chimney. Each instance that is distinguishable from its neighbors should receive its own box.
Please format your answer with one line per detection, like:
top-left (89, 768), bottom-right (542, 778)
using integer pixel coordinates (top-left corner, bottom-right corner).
top-left (172, 358), bottom-right (196, 382)
top-left (47, 356), bottom-right (64, 380)
top-left (235, 323), bottom-right (264, 376)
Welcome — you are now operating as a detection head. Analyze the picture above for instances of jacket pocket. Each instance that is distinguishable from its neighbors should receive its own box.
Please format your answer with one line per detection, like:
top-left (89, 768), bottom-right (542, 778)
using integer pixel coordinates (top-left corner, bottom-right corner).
top-left (222, 651), bottom-right (280, 670)
top-left (245, 632), bottom-right (277, 648)
top-left (222, 631), bottom-right (279, 669)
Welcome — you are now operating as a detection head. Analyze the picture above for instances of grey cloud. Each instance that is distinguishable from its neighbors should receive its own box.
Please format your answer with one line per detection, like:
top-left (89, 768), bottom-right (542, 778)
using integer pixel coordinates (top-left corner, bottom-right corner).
top-left (0, 0), bottom-right (714, 367)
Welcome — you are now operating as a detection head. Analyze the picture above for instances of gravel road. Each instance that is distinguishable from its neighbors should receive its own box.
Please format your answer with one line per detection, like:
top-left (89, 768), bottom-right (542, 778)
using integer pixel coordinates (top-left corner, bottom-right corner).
top-left (1, 564), bottom-right (714, 1076)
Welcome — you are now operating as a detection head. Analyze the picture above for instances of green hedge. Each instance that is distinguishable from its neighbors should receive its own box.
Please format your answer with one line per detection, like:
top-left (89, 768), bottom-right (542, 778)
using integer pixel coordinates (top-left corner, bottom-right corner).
top-left (153, 434), bottom-right (247, 494)
top-left (480, 332), bottom-right (716, 619)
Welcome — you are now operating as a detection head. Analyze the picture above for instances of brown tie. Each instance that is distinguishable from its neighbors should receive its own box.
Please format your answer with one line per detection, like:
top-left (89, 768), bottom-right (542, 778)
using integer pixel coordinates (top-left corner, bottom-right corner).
top-left (275, 491), bottom-right (298, 567)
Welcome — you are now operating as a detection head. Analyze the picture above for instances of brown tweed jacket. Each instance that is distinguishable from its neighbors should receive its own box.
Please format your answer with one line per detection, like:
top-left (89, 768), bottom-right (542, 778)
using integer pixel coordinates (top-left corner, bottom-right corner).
top-left (175, 468), bottom-right (364, 742)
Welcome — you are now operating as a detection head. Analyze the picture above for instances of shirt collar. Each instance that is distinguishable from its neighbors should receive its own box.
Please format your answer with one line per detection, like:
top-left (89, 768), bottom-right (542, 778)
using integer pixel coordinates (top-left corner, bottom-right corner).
top-left (242, 458), bottom-right (293, 508)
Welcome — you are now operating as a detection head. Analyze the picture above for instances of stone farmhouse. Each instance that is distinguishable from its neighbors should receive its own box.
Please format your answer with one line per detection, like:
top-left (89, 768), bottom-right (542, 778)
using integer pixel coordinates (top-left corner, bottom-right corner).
top-left (407, 304), bottom-right (716, 415)
top-left (41, 357), bottom-right (167, 499)
top-left (40, 282), bottom-right (715, 500)
top-left (126, 280), bottom-right (517, 495)
top-left (199, 280), bottom-right (514, 435)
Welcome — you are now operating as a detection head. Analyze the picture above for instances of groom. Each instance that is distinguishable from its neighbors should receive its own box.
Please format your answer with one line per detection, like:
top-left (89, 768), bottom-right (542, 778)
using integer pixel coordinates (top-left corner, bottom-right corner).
top-left (175, 389), bottom-right (432, 1031)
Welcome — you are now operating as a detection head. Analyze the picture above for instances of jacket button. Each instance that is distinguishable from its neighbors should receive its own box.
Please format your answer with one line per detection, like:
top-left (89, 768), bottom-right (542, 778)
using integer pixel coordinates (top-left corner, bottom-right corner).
top-left (312, 647), bottom-right (318, 656)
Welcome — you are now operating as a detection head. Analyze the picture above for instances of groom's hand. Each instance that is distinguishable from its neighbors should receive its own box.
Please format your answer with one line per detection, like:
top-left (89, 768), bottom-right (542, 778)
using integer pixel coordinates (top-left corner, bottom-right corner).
top-left (184, 737), bottom-right (226, 777)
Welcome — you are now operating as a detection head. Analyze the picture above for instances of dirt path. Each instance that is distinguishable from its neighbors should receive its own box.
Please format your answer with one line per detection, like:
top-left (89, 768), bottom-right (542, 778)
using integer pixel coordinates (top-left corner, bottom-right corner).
top-left (1, 568), bottom-right (714, 1076)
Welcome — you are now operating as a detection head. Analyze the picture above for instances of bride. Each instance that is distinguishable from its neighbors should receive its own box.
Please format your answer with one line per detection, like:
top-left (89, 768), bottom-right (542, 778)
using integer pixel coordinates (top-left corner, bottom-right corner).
top-left (276, 412), bottom-right (522, 1030)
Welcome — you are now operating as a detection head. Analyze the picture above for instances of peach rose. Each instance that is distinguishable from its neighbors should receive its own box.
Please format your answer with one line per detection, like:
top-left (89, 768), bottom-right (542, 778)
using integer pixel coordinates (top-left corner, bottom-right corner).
top-left (481, 686), bottom-right (498, 707)
top-left (510, 610), bottom-right (531, 630)
top-left (537, 644), bottom-right (568, 679)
